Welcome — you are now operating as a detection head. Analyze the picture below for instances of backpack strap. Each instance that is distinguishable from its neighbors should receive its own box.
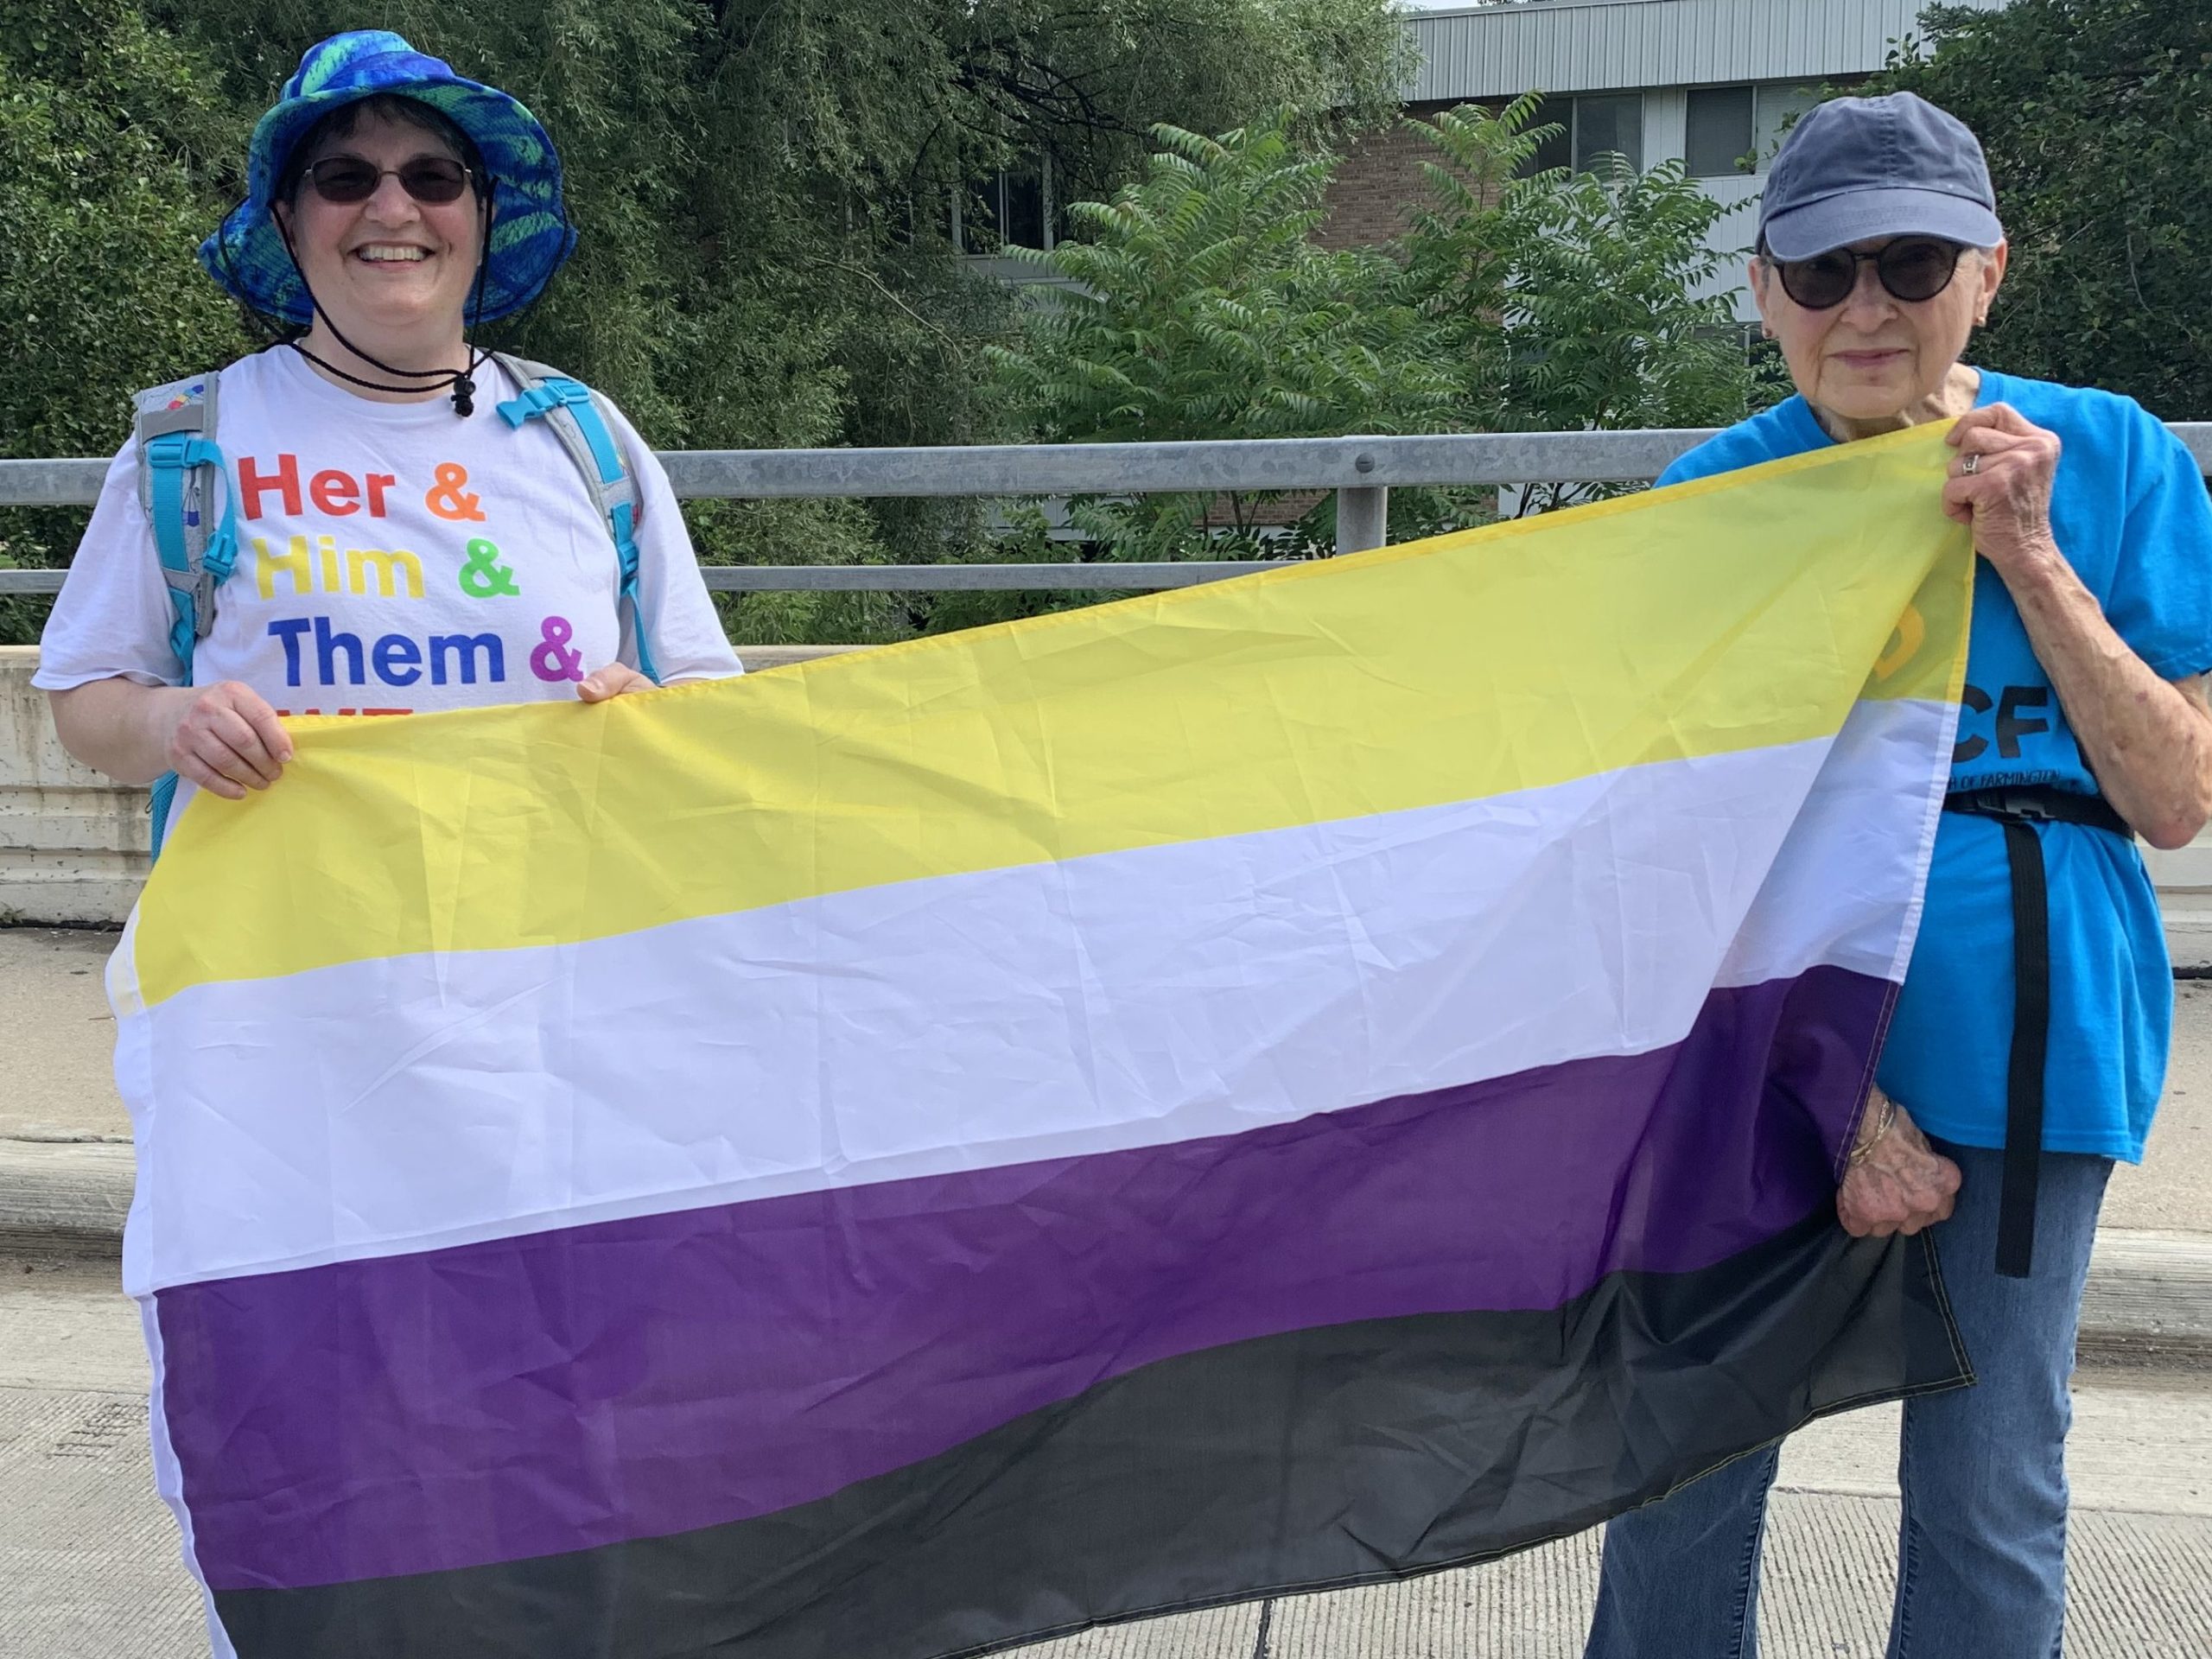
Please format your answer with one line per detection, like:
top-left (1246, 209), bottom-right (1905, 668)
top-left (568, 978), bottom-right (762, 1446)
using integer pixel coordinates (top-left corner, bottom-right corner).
top-left (490, 354), bottom-right (662, 684)
top-left (131, 372), bottom-right (239, 858)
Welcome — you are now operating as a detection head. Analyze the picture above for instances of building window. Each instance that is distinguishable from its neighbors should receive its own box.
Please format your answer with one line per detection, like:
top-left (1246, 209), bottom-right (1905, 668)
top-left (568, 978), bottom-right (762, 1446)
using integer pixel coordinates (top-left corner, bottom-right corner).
top-left (1685, 83), bottom-right (1825, 177)
top-left (1754, 84), bottom-right (1821, 168)
top-left (953, 157), bottom-right (1054, 254)
top-left (1685, 86), bottom-right (1755, 176)
top-left (1574, 93), bottom-right (1643, 174)
top-left (1522, 92), bottom-right (1645, 177)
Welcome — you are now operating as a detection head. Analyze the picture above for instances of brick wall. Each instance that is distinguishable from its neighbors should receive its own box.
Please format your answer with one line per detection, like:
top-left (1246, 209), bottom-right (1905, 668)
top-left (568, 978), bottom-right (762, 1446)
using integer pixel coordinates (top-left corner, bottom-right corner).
top-left (1318, 102), bottom-right (1482, 252)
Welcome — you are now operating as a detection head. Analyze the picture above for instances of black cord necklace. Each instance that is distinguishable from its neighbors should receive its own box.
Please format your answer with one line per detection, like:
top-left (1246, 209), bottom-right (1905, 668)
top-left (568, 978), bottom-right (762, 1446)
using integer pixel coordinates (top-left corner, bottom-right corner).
top-left (276, 204), bottom-right (495, 416)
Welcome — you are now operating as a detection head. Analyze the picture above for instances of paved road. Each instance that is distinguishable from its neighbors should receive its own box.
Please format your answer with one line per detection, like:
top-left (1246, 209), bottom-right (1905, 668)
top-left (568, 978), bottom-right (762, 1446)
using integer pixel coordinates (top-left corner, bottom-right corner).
top-left (7, 1255), bottom-right (2210, 1659)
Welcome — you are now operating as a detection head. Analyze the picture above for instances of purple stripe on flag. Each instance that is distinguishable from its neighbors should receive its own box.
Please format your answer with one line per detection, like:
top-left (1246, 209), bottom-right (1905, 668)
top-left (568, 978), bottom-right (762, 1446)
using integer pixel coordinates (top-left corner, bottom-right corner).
top-left (157, 964), bottom-right (1887, 1592)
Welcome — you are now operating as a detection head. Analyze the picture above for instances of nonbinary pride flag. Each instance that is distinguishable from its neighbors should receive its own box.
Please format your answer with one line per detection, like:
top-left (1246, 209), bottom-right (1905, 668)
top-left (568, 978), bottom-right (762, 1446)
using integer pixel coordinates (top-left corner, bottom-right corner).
top-left (117, 425), bottom-right (1974, 1659)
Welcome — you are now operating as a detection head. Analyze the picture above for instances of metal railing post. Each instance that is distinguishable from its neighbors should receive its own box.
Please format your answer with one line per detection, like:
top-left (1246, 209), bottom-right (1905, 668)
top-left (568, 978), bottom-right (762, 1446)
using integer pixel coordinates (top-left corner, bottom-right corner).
top-left (1336, 486), bottom-right (1389, 556)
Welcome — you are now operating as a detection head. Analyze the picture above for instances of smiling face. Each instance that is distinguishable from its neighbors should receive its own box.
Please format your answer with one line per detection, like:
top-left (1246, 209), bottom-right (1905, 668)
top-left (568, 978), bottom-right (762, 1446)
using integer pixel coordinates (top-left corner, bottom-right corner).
top-left (273, 104), bottom-right (486, 357)
top-left (1751, 236), bottom-right (2005, 430)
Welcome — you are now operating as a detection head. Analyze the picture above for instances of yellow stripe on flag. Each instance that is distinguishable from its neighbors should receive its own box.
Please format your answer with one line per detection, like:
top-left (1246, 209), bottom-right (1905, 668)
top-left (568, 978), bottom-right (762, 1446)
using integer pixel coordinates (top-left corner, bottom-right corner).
top-left (133, 423), bottom-right (1971, 1004)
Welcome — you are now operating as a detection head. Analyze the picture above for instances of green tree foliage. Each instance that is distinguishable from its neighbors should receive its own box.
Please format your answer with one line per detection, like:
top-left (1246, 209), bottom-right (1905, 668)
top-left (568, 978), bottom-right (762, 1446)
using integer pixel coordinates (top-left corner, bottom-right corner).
top-left (0, 0), bottom-right (249, 639)
top-left (0, 0), bottom-right (1408, 644)
top-left (1868, 0), bottom-right (2212, 418)
top-left (1406, 99), bottom-right (1750, 511)
top-left (994, 114), bottom-right (1451, 448)
top-left (991, 96), bottom-right (1753, 559)
top-left (988, 111), bottom-right (1454, 559)
top-left (0, 0), bottom-right (246, 457)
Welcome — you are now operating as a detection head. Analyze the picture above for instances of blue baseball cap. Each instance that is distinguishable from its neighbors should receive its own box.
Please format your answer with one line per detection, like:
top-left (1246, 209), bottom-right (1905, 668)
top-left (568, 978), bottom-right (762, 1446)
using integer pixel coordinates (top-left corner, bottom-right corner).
top-left (1758, 92), bottom-right (2003, 261)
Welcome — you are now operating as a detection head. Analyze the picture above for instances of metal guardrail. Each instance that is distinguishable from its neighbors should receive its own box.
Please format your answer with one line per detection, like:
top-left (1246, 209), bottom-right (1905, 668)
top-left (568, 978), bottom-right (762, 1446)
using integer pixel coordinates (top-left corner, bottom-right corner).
top-left (5, 425), bottom-right (2209, 594)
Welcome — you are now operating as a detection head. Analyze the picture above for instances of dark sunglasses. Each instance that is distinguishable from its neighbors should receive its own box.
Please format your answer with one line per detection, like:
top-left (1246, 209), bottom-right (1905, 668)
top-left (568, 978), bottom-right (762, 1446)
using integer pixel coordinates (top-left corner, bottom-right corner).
top-left (1770, 237), bottom-right (1965, 309)
top-left (301, 155), bottom-right (475, 207)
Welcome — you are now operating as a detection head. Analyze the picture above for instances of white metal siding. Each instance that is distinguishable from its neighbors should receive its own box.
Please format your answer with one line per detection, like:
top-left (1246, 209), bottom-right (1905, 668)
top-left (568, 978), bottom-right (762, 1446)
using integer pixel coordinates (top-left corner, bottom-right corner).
top-left (1409, 0), bottom-right (2012, 102)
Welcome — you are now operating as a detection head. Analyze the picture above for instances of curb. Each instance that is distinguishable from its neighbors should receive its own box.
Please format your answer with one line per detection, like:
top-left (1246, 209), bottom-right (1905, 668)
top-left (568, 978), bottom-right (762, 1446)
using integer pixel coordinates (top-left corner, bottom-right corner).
top-left (3, 1140), bottom-right (2209, 1360)
top-left (2078, 1230), bottom-right (2212, 1360)
top-left (2170, 899), bottom-right (2212, 976)
top-left (0, 1139), bottom-right (131, 1258)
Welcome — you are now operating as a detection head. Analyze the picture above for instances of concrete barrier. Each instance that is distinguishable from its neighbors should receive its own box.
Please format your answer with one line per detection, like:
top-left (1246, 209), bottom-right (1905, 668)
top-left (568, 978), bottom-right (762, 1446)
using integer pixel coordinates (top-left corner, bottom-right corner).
top-left (8, 640), bottom-right (2212, 957)
top-left (0, 647), bottom-right (149, 924)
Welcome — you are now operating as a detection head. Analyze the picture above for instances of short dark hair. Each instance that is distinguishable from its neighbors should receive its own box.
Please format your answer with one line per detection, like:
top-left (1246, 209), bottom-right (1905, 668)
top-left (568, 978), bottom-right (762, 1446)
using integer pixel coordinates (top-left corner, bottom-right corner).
top-left (276, 93), bottom-right (489, 203)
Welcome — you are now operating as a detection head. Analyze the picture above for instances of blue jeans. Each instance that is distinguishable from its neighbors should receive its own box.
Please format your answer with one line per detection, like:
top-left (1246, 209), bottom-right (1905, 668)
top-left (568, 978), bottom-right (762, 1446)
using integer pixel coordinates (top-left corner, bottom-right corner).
top-left (1584, 1139), bottom-right (2113, 1659)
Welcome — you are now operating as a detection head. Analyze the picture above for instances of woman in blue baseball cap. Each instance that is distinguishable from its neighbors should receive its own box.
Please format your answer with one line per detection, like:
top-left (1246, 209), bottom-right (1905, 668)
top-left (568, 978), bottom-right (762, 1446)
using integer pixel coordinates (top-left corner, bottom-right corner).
top-left (1586, 92), bottom-right (2212, 1659)
top-left (37, 29), bottom-right (739, 843)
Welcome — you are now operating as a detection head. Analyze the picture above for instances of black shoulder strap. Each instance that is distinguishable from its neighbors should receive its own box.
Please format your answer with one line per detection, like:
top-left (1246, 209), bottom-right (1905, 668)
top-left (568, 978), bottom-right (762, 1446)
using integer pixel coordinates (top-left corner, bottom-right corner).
top-left (1941, 784), bottom-right (2133, 1279)
top-left (1993, 819), bottom-right (2050, 1279)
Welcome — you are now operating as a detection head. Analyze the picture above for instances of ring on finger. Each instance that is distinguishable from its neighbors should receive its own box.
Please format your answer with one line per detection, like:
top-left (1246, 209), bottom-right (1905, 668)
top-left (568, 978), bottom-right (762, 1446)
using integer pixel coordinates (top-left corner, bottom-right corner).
top-left (1961, 452), bottom-right (1980, 476)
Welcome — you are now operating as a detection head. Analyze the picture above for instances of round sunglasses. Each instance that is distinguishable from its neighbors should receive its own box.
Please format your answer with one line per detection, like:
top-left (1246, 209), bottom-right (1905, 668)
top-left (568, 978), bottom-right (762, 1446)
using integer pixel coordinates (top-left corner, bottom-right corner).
top-left (1770, 237), bottom-right (1965, 309)
top-left (300, 155), bottom-right (476, 207)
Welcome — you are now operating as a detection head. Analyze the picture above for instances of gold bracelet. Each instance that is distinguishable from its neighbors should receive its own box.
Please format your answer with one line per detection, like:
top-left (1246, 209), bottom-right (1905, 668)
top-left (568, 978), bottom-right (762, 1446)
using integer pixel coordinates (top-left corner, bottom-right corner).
top-left (1848, 1096), bottom-right (1897, 1166)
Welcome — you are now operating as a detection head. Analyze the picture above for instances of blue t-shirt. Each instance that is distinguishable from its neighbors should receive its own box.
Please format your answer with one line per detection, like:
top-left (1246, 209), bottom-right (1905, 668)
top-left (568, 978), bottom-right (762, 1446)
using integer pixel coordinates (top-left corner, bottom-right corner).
top-left (1660, 371), bottom-right (2212, 1160)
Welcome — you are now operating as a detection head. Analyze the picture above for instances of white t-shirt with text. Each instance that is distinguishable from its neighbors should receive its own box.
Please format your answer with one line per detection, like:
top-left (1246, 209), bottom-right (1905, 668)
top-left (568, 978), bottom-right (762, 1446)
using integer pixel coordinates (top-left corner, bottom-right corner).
top-left (37, 348), bottom-right (742, 829)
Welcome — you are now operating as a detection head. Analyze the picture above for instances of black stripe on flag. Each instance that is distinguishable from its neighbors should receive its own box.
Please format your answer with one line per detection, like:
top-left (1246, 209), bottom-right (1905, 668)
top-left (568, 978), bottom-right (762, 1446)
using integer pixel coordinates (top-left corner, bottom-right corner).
top-left (212, 1210), bottom-right (1967, 1659)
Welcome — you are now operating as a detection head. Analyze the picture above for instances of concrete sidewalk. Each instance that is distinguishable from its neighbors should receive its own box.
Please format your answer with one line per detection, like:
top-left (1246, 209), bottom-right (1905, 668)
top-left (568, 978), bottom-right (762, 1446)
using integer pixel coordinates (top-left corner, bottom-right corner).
top-left (5, 923), bottom-right (2212, 1353)
top-left (0, 927), bottom-right (130, 1146)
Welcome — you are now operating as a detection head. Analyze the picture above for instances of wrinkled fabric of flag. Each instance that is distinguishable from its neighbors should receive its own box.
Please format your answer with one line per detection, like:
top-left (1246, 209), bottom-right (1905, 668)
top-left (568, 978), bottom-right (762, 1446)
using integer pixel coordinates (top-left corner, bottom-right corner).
top-left (114, 426), bottom-right (1976, 1659)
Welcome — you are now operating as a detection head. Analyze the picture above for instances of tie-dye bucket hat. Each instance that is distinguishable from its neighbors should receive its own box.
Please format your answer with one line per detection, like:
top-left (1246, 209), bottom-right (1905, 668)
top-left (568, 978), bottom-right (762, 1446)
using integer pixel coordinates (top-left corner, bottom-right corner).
top-left (199, 29), bottom-right (576, 327)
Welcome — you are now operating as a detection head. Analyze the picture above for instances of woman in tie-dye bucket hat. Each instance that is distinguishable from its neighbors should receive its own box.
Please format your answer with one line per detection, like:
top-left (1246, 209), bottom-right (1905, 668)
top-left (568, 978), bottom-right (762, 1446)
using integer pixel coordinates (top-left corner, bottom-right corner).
top-left (202, 27), bottom-right (579, 412)
top-left (35, 29), bottom-right (740, 868)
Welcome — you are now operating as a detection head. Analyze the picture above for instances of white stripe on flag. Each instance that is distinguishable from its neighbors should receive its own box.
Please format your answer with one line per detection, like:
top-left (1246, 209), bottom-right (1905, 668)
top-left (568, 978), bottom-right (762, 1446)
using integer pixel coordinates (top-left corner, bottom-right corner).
top-left (123, 698), bottom-right (1950, 1293)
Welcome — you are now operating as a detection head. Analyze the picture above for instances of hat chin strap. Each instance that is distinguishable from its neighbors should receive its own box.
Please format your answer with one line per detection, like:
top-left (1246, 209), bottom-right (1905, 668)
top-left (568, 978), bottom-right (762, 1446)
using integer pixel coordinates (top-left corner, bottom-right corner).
top-left (275, 204), bottom-right (495, 416)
